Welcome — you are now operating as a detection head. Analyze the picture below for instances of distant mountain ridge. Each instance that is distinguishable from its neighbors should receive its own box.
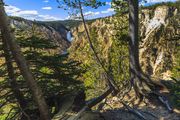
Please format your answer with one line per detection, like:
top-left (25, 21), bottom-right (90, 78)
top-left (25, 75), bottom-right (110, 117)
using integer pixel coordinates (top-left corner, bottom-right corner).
top-left (10, 16), bottom-right (71, 53)
top-left (37, 20), bottom-right (82, 30)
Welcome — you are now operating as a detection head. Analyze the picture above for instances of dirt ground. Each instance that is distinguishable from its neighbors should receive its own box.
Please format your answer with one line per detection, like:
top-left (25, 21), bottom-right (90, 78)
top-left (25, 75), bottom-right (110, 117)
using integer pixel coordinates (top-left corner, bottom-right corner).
top-left (101, 104), bottom-right (180, 120)
top-left (100, 93), bottom-right (180, 120)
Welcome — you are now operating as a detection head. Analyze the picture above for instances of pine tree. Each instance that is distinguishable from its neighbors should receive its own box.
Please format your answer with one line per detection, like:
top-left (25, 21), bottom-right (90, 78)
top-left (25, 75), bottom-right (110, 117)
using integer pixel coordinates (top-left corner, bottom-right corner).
top-left (0, 1), bottom-right (50, 119)
top-left (0, 18), bottom-right (83, 119)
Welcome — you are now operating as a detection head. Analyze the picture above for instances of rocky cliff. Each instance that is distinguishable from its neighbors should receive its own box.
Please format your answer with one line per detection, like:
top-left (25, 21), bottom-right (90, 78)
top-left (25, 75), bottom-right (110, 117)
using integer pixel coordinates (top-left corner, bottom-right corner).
top-left (10, 17), bottom-right (71, 53)
top-left (70, 18), bottom-right (114, 63)
top-left (139, 5), bottom-right (179, 79)
top-left (69, 4), bottom-right (179, 80)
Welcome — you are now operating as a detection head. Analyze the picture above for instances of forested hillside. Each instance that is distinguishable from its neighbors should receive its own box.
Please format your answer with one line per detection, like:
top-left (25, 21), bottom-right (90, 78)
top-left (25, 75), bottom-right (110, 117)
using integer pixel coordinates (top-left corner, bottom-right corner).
top-left (37, 20), bottom-right (81, 29)
top-left (69, 3), bottom-right (179, 97)
top-left (10, 16), bottom-right (71, 52)
top-left (0, 12), bottom-right (83, 120)
top-left (0, 0), bottom-right (179, 120)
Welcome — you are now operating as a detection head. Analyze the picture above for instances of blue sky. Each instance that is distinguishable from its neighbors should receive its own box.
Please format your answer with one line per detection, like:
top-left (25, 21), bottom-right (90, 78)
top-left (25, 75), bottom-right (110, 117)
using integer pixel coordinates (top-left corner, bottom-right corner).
top-left (4, 0), bottom-right (176, 21)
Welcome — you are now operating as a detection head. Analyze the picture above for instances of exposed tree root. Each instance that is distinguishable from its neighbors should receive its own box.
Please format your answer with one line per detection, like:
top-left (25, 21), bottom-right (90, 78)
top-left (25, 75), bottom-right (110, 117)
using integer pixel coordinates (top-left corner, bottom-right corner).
top-left (52, 76), bottom-right (173, 120)
top-left (139, 110), bottom-right (158, 119)
top-left (158, 96), bottom-right (173, 112)
top-left (64, 72), bottom-right (173, 120)
top-left (130, 70), bottom-right (173, 113)
top-left (70, 88), bottom-right (150, 120)
top-left (120, 101), bottom-right (147, 120)
top-left (54, 1), bottom-right (174, 119)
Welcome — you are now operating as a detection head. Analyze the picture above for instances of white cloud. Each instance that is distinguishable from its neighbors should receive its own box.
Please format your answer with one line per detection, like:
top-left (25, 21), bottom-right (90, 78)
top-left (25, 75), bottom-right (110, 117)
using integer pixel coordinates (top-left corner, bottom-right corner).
top-left (5, 5), bottom-right (38, 17)
top-left (42, 7), bottom-right (52, 10)
top-left (5, 5), bottom-right (62, 21)
top-left (140, 0), bottom-right (176, 5)
top-left (5, 5), bottom-right (20, 14)
top-left (11, 10), bottom-right (38, 16)
top-left (66, 11), bottom-right (100, 20)
top-left (66, 8), bottom-right (115, 20)
top-left (38, 15), bottom-right (59, 21)
top-left (106, 2), bottom-right (111, 6)
top-left (94, 12), bottom-right (100, 15)
top-left (43, 0), bottom-right (49, 3)
top-left (84, 11), bottom-right (100, 16)
top-left (101, 8), bottom-right (114, 14)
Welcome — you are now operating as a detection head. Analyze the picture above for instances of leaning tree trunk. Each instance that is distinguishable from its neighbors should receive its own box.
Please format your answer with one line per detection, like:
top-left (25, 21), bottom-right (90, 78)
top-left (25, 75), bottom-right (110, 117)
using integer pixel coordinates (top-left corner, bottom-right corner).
top-left (1, 32), bottom-right (29, 119)
top-left (77, 0), bottom-right (119, 93)
top-left (0, 1), bottom-right (50, 119)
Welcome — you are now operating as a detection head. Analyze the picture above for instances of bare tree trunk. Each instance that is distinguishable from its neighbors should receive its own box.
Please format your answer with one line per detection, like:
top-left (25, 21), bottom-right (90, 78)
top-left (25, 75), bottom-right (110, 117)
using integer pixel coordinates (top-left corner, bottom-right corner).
top-left (128, 0), bottom-right (144, 98)
top-left (128, 0), bottom-right (166, 99)
top-left (77, 0), bottom-right (118, 93)
top-left (129, 0), bottom-right (141, 72)
top-left (128, 0), bottom-right (173, 112)
top-left (128, 0), bottom-right (158, 99)
top-left (0, 1), bottom-right (50, 119)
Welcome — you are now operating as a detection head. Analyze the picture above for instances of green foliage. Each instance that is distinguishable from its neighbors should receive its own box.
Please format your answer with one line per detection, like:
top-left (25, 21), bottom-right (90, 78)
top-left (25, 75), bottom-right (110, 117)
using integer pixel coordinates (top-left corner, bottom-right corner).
top-left (112, 0), bottom-right (128, 14)
top-left (57, 0), bottom-right (105, 9)
top-left (108, 13), bottom-right (129, 86)
top-left (37, 20), bottom-right (70, 31)
top-left (163, 77), bottom-right (180, 109)
top-left (170, 44), bottom-right (180, 108)
top-left (40, 20), bottom-right (81, 29)
top-left (69, 13), bottom-right (130, 98)
top-left (57, 0), bottom-right (105, 20)
top-left (1, 1), bottom-right (179, 119)
top-left (170, 78), bottom-right (180, 108)
top-left (0, 23), bottom-right (83, 119)
top-left (38, 19), bottom-right (98, 29)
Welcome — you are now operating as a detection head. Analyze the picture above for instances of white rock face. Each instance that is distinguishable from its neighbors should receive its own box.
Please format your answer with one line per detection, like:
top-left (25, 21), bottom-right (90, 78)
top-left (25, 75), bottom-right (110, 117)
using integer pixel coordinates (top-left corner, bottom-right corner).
top-left (139, 5), bottom-right (179, 79)
top-left (146, 6), bottom-right (168, 34)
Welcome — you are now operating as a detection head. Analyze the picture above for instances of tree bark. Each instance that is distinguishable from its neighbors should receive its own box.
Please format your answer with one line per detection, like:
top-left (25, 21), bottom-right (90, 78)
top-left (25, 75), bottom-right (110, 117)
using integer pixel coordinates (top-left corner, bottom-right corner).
top-left (0, 1), bottom-right (50, 119)
top-left (128, 0), bottom-right (142, 98)
top-left (128, 0), bottom-right (165, 98)
top-left (127, 0), bottom-right (173, 112)
top-left (128, 0), bottom-right (155, 98)
top-left (128, 0), bottom-right (141, 72)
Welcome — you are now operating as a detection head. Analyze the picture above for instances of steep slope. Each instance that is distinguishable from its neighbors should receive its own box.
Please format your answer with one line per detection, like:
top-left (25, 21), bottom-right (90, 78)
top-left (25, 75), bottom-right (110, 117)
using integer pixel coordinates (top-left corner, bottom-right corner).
top-left (69, 4), bottom-right (179, 80)
top-left (70, 18), bottom-right (114, 62)
top-left (64, 4), bottom-right (180, 120)
top-left (10, 17), bottom-right (71, 53)
top-left (140, 5), bottom-right (179, 79)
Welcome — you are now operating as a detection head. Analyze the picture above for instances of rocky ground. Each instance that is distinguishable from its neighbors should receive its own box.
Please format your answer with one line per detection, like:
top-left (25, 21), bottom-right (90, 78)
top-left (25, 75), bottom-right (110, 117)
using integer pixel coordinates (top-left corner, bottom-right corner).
top-left (53, 82), bottom-right (180, 120)
top-left (100, 96), bottom-right (180, 120)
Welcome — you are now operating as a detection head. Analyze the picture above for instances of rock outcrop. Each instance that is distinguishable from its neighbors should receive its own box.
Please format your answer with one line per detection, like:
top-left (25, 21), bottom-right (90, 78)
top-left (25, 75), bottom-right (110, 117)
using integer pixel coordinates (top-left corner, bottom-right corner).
top-left (139, 5), bottom-right (179, 79)
top-left (70, 4), bottom-right (179, 80)
top-left (70, 18), bottom-right (114, 63)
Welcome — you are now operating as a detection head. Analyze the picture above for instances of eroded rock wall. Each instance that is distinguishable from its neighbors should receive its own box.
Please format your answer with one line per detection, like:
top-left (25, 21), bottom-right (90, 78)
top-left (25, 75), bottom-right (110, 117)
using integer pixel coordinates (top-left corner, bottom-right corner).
top-left (139, 5), bottom-right (179, 79)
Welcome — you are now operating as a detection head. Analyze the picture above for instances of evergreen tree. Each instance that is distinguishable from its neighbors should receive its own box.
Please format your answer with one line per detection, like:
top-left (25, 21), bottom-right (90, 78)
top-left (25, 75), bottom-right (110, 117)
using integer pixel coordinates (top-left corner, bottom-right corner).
top-left (0, 1), bottom-right (51, 119)
top-left (0, 1), bottom-right (83, 119)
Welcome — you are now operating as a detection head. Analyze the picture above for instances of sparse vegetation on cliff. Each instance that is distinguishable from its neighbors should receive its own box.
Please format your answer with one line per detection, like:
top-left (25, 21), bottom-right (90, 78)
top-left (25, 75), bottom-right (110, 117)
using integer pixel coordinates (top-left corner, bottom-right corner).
top-left (0, 1), bottom-right (179, 120)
